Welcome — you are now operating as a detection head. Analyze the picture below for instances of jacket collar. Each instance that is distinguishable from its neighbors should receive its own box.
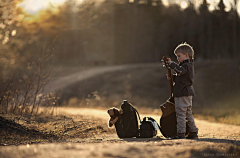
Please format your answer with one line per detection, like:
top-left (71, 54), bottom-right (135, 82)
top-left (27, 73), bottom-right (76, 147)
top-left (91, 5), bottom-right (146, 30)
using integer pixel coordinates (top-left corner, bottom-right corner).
top-left (180, 59), bottom-right (194, 65)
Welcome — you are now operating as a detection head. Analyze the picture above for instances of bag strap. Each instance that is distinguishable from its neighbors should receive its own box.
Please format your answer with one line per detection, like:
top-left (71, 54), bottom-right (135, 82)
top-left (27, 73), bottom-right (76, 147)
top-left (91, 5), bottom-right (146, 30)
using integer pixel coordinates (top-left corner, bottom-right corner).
top-left (146, 117), bottom-right (161, 130)
top-left (132, 107), bottom-right (141, 138)
top-left (147, 117), bottom-right (155, 122)
top-left (134, 107), bottom-right (141, 123)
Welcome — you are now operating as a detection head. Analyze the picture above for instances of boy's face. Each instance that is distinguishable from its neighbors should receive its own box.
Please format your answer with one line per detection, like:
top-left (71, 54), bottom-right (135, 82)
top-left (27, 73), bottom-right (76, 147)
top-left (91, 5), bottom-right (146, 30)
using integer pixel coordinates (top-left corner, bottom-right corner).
top-left (175, 52), bottom-right (189, 63)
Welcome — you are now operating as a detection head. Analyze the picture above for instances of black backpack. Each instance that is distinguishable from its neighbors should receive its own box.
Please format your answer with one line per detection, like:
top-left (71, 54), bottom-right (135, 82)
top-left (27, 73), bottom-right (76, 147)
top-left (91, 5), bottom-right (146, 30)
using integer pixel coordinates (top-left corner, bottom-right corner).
top-left (114, 100), bottom-right (141, 138)
top-left (140, 117), bottom-right (159, 138)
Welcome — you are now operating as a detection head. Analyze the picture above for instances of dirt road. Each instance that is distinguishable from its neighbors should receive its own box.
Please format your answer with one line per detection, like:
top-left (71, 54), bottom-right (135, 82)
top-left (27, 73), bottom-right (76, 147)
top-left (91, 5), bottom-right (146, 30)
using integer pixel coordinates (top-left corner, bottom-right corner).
top-left (57, 107), bottom-right (240, 139)
top-left (1, 64), bottom-right (240, 157)
top-left (45, 63), bottom-right (160, 93)
top-left (1, 107), bottom-right (240, 158)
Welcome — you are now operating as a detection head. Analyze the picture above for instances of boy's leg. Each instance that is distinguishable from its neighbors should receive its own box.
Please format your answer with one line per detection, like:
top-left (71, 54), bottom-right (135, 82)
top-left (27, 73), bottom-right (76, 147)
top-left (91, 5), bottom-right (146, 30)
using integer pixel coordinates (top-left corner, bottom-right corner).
top-left (174, 97), bottom-right (189, 134)
top-left (186, 97), bottom-right (198, 133)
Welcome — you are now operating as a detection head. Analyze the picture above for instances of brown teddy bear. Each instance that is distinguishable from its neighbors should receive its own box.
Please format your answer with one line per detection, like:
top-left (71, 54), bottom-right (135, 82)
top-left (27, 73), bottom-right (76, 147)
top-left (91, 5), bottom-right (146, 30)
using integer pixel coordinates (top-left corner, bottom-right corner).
top-left (107, 107), bottom-right (123, 127)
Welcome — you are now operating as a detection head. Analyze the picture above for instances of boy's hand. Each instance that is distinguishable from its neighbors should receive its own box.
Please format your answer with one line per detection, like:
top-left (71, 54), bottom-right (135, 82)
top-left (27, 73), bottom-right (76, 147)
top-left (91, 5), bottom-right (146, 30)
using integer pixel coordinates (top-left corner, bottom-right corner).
top-left (166, 58), bottom-right (172, 64)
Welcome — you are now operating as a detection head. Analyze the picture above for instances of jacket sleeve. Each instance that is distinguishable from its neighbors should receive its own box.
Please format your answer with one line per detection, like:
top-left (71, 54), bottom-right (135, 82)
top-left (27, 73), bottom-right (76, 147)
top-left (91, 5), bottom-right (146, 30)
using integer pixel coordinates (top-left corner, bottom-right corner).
top-left (169, 62), bottom-right (188, 76)
top-left (172, 74), bottom-right (176, 82)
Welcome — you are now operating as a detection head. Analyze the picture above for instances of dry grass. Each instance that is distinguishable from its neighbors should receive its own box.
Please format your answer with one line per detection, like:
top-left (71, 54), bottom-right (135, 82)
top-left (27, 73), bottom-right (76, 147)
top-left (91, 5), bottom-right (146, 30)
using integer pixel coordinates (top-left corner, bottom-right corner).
top-left (0, 113), bottom-right (114, 146)
top-left (194, 108), bottom-right (240, 125)
top-left (2, 60), bottom-right (238, 145)
top-left (58, 60), bottom-right (240, 126)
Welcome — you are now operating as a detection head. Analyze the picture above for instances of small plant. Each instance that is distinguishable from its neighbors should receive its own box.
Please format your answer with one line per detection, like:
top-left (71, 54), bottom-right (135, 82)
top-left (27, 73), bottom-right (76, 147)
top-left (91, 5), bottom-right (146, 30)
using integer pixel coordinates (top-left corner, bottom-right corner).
top-left (0, 39), bottom-right (60, 117)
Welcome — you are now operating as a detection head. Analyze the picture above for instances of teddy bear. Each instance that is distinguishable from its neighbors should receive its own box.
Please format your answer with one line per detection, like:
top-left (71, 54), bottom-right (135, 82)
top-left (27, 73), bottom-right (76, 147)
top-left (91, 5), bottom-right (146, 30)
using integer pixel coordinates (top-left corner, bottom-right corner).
top-left (107, 107), bottom-right (123, 127)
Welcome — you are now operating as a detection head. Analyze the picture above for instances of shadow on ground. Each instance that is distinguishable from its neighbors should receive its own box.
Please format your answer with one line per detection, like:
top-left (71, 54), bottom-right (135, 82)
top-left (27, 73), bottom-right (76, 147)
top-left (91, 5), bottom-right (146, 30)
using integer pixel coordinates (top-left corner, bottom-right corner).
top-left (0, 116), bottom-right (58, 146)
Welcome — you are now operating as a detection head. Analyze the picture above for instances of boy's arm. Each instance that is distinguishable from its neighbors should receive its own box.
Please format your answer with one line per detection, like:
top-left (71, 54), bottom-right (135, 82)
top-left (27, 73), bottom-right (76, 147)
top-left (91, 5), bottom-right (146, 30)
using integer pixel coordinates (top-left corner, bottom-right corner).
top-left (172, 74), bottom-right (176, 81)
top-left (167, 74), bottom-right (176, 81)
top-left (169, 62), bottom-right (188, 76)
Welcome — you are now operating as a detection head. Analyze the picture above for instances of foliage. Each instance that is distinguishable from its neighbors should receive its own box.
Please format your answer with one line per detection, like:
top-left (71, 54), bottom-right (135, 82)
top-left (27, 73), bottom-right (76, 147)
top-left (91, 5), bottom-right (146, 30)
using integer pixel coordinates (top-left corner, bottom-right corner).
top-left (0, 0), bottom-right (23, 44)
top-left (0, 42), bottom-right (59, 116)
top-left (12, 0), bottom-right (239, 65)
top-left (1, 0), bottom-right (240, 116)
top-left (0, 1), bottom-right (60, 116)
top-left (2, 0), bottom-right (240, 66)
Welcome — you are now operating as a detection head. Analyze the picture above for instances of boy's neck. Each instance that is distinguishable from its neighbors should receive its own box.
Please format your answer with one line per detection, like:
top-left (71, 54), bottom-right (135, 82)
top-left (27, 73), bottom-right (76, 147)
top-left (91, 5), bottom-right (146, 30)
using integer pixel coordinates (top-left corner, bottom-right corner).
top-left (181, 59), bottom-right (194, 63)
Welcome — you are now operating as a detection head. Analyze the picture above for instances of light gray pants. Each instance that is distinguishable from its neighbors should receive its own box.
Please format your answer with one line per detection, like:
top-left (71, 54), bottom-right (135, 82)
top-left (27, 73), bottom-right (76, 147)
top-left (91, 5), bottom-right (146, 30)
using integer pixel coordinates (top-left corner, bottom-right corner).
top-left (175, 96), bottom-right (198, 134)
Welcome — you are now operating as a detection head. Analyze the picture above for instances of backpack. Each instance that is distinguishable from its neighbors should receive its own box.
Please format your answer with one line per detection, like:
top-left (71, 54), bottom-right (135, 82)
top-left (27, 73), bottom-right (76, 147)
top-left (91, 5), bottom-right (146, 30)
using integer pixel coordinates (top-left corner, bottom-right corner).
top-left (114, 100), bottom-right (141, 138)
top-left (140, 117), bottom-right (159, 138)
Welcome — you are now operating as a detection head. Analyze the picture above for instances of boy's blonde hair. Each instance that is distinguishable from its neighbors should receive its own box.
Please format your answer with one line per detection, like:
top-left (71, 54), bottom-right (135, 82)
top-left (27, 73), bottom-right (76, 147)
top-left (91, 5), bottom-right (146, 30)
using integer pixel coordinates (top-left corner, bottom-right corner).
top-left (174, 42), bottom-right (194, 59)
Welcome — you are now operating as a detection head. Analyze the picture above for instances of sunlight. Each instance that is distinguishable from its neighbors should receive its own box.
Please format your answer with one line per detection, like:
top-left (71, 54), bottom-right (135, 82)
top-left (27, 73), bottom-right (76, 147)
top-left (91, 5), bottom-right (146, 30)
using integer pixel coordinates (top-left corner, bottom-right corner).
top-left (180, 1), bottom-right (188, 9)
top-left (18, 0), bottom-right (83, 15)
top-left (18, 0), bottom-right (240, 17)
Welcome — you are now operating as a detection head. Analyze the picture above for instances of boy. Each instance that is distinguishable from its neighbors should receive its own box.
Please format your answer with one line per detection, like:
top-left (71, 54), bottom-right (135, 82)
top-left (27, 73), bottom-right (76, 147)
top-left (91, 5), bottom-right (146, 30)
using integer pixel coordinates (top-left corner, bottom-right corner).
top-left (166, 42), bottom-right (199, 139)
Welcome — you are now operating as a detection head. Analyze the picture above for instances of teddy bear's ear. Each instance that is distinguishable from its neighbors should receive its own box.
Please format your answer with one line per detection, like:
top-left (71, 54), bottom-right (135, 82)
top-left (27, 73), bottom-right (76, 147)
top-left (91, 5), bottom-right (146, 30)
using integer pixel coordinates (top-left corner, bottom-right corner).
top-left (107, 109), bottom-right (110, 114)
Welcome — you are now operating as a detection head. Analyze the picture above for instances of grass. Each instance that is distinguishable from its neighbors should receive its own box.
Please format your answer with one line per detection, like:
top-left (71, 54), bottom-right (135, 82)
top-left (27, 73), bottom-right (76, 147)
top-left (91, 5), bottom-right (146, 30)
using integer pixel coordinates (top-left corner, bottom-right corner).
top-left (2, 59), bottom-right (239, 145)
top-left (58, 60), bottom-right (240, 126)
top-left (0, 113), bottom-right (114, 146)
top-left (194, 108), bottom-right (240, 125)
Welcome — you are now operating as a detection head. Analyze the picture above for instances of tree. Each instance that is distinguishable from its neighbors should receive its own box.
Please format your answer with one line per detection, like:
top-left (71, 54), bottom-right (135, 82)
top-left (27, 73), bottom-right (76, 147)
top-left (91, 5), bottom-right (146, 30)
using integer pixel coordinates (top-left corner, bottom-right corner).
top-left (229, 0), bottom-right (240, 58)
top-left (198, 0), bottom-right (212, 59)
top-left (0, 0), bottom-right (25, 79)
top-left (216, 0), bottom-right (229, 58)
top-left (0, 0), bottom-right (24, 91)
top-left (182, 1), bottom-right (198, 49)
top-left (0, 0), bottom-right (23, 44)
top-left (0, 0), bottom-right (59, 115)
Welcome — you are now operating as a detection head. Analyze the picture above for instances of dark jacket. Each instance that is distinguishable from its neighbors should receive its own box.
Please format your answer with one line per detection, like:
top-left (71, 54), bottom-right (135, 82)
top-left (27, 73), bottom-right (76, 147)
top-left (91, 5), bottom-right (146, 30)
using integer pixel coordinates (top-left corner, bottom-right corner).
top-left (169, 59), bottom-right (195, 97)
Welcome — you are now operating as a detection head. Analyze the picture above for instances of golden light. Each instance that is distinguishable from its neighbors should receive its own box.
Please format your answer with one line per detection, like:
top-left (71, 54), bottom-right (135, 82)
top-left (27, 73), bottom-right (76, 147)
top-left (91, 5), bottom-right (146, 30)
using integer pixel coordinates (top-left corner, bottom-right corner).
top-left (18, 0), bottom-right (240, 16)
top-left (162, 0), bottom-right (238, 12)
top-left (18, 0), bottom-right (83, 15)
top-left (180, 1), bottom-right (188, 9)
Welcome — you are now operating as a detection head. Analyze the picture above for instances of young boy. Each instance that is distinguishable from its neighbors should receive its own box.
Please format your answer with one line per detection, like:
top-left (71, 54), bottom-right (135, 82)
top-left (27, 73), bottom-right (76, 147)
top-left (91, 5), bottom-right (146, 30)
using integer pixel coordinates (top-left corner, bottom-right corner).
top-left (166, 42), bottom-right (199, 139)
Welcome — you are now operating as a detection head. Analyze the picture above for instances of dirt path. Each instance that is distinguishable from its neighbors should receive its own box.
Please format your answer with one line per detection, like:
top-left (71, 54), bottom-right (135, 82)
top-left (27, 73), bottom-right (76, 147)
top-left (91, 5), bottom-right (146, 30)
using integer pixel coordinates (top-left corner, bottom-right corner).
top-left (1, 64), bottom-right (240, 157)
top-left (45, 63), bottom-right (160, 93)
top-left (57, 107), bottom-right (240, 139)
top-left (1, 107), bottom-right (240, 158)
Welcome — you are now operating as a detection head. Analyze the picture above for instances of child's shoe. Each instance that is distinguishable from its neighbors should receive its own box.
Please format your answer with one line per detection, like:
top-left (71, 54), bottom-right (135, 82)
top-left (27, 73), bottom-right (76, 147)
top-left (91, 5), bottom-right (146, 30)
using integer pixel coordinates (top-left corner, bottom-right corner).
top-left (186, 132), bottom-right (198, 139)
top-left (171, 133), bottom-right (186, 139)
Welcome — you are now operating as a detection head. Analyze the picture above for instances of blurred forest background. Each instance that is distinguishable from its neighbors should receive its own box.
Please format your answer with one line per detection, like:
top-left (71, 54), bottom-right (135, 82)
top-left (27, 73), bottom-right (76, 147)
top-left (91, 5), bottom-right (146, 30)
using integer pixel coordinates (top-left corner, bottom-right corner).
top-left (1, 0), bottom-right (240, 66)
top-left (0, 0), bottom-right (240, 124)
